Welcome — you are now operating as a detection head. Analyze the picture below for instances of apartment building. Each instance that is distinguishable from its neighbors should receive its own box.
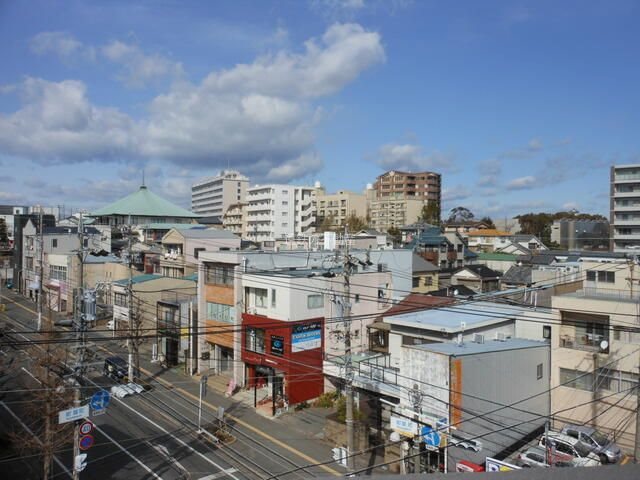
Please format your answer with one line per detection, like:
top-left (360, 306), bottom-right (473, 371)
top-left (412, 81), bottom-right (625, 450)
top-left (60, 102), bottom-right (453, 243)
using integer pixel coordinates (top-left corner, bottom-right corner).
top-left (222, 202), bottom-right (247, 237)
top-left (551, 218), bottom-right (609, 250)
top-left (245, 184), bottom-right (316, 242)
top-left (610, 164), bottom-right (640, 252)
top-left (315, 188), bottom-right (367, 230)
top-left (369, 198), bottom-right (424, 232)
top-left (550, 260), bottom-right (638, 452)
top-left (191, 170), bottom-right (249, 217)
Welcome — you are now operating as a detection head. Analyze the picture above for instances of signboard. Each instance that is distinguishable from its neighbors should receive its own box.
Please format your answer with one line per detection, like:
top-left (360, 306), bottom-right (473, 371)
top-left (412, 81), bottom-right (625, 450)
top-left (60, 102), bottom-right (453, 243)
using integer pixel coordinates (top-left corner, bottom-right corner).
top-left (270, 335), bottom-right (285, 356)
top-left (421, 426), bottom-right (441, 449)
top-left (485, 457), bottom-right (520, 472)
top-left (58, 405), bottom-right (90, 424)
top-left (79, 434), bottom-right (94, 451)
top-left (390, 415), bottom-right (417, 437)
top-left (291, 322), bottom-right (322, 352)
top-left (90, 390), bottom-right (111, 411)
top-left (79, 421), bottom-right (94, 436)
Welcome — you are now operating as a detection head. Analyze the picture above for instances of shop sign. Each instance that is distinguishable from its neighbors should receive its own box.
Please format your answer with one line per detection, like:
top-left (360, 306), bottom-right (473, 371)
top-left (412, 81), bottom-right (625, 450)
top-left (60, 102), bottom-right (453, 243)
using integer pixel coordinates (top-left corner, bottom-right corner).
top-left (291, 322), bottom-right (321, 352)
top-left (390, 415), bottom-right (417, 437)
top-left (271, 335), bottom-right (285, 356)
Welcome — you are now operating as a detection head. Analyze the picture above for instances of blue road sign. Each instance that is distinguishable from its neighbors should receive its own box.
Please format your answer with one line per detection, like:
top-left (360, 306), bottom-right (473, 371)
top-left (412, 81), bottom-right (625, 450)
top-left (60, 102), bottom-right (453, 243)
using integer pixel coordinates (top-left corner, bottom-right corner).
top-left (90, 390), bottom-right (111, 411)
top-left (79, 434), bottom-right (94, 451)
top-left (421, 426), bottom-right (441, 448)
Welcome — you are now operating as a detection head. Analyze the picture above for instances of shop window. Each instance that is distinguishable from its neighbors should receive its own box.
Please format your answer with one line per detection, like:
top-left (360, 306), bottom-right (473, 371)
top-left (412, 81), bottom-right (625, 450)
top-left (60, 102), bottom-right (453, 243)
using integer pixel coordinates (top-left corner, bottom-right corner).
top-left (246, 327), bottom-right (265, 353)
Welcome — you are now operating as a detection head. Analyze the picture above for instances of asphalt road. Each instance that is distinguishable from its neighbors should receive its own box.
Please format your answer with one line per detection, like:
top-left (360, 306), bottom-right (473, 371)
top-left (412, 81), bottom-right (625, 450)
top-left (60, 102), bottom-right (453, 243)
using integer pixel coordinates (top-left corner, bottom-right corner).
top-left (0, 290), bottom-right (341, 480)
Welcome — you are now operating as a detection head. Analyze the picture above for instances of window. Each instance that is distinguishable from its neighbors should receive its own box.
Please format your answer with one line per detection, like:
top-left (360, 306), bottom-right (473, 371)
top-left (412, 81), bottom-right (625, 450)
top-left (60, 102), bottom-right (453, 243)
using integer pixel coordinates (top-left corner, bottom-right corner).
top-left (457, 244), bottom-right (463, 253)
top-left (282, 211), bottom-right (288, 216)
top-left (307, 294), bottom-right (324, 309)
top-left (193, 247), bottom-right (205, 259)
top-left (271, 289), bottom-right (277, 308)
top-left (282, 201), bottom-right (288, 206)
top-left (586, 271), bottom-right (596, 281)
top-left (246, 327), bottom-right (265, 353)
top-left (354, 294), bottom-right (360, 303)
top-left (206, 302), bottom-right (236, 323)
top-left (537, 363), bottom-right (543, 380)
top-left (425, 276), bottom-right (433, 286)
top-left (49, 265), bottom-right (67, 281)
top-left (114, 292), bottom-right (128, 307)
top-left (598, 271), bottom-right (615, 283)
top-left (559, 368), bottom-right (593, 391)
top-left (51, 239), bottom-right (58, 248)
top-left (254, 288), bottom-right (268, 308)
top-left (412, 277), bottom-right (420, 288)
top-left (83, 239), bottom-right (88, 248)
top-left (206, 265), bottom-right (233, 285)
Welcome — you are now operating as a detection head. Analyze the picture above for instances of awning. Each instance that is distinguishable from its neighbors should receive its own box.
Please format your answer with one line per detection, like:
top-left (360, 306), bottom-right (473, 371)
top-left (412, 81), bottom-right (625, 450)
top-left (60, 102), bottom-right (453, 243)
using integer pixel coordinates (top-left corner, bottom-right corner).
top-left (367, 321), bottom-right (390, 331)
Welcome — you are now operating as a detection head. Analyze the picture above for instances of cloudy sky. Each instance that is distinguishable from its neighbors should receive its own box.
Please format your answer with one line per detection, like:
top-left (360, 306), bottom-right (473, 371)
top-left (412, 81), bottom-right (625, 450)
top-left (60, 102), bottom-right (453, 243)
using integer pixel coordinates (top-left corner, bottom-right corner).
top-left (1, 0), bottom-right (639, 219)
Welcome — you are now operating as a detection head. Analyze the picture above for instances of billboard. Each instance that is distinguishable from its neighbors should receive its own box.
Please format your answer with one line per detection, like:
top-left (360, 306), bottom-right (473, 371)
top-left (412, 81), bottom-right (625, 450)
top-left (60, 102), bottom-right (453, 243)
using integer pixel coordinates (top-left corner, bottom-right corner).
top-left (485, 457), bottom-right (520, 472)
top-left (291, 322), bottom-right (322, 352)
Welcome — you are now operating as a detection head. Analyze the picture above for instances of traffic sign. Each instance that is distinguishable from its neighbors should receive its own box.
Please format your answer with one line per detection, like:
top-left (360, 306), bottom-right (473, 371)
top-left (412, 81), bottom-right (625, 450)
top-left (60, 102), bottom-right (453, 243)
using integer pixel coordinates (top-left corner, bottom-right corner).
top-left (58, 405), bottom-right (90, 424)
top-left (79, 434), bottom-right (94, 451)
top-left (90, 390), bottom-right (111, 411)
top-left (421, 426), bottom-right (441, 449)
top-left (75, 454), bottom-right (87, 472)
top-left (79, 421), bottom-right (94, 436)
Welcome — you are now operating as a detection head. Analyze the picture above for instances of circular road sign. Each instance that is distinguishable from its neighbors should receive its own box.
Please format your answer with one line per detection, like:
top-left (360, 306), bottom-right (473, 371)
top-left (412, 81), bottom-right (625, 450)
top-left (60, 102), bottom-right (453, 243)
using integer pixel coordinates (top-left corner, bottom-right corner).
top-left (90, 390), bottom-right (111, 411)
top-left (79, 434), bottom-right (94, 451)
top-left (79, 421), bottom-right (94, 436)
top-left (421, 426), bottom-right (441, 448)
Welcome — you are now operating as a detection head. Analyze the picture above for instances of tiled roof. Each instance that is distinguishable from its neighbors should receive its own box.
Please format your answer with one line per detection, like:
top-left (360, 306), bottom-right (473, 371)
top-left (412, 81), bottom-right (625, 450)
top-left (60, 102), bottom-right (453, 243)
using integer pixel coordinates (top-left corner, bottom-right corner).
top-left (384, 294), bottom-right (454, 317)
top-left (501, 265), bottom-right (533, 285)
top-left (476, 252), bottom-right (519, 261)
top-left (454, 264), bottom-right (502, 278)
top-left (91, 186), bottom-right (200, 218)
top-left (467, 229), bottom-right (511, 237)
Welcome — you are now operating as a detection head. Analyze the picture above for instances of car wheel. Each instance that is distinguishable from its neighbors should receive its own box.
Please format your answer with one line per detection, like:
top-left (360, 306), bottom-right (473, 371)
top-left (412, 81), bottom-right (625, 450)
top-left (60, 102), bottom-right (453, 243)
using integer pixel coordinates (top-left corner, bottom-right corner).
top-left (599, 454), bottom-right (608, 464)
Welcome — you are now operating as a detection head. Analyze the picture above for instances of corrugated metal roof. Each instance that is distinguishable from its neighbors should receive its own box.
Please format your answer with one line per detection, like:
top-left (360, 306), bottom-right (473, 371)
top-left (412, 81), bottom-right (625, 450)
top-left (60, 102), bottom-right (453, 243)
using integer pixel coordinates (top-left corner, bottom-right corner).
top-left (409, 338), bottom-right (548, 356)
top-left (177, 228), bottom-right (239, 240)
top-left (91, 186), bottom-right (200, 218)
top-left (113, 274), bottom-right (163, 285)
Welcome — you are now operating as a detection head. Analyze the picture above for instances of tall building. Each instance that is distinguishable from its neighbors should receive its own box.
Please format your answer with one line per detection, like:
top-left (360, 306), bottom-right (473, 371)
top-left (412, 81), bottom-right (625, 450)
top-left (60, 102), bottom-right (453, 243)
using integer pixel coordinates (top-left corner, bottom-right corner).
top-left (610, 164), bottom-right (640, 252)
top-left (245, 184), bottom-right (316, 242)
top-left (551, 218), bottom-right (609, 250)
top-left (315, 186), bottom-right (367, 230)
top-left (368, 170), bottom-right (441, 231)
top-left (191, 170), bottom-right (249, 217)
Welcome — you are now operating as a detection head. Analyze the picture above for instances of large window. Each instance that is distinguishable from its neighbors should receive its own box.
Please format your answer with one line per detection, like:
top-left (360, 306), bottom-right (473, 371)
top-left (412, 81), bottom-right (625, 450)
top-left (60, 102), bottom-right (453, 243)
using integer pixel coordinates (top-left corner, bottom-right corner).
top-left (206, 302), bottom-right (236, 324)
top-left (307, 294), bottom-right (324, 309)
top-left (246, 327), bottom-right (265, 353)
top-left (560, 367), bottom-right (639, 394)
top-left (49, 265), bottom-right (67, 281)
top-left (255, 288), bottom-right (268, 308)
top-left (586, 270), bottom-right (615, 283)
top-left (114, 292), bottom-right (128, 307)
top-left (206, 264), bottom-right (233, 285)
top-left (559, 368), bottom-right (593, 391)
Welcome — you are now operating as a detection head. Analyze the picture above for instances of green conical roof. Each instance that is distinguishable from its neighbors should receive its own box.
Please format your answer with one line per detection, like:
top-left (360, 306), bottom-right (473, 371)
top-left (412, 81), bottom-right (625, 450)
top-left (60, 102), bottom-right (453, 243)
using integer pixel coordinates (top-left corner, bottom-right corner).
top-left (91, 186), bottom-right (199, 218)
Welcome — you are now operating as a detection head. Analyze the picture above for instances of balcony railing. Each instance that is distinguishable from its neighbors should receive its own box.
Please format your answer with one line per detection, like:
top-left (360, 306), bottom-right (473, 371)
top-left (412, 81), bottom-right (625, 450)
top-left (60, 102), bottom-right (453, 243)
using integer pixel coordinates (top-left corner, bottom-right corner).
top-left (559, 332), bottom-right (609, 353)
top-left (580, 287), bottom-right (640, 301)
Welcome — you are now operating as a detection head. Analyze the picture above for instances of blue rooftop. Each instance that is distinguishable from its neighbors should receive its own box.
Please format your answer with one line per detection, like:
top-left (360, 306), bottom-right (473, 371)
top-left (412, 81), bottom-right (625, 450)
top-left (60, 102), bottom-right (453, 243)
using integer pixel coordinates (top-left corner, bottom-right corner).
top-left (114, 274), bottom-right (163, 285)
top-left (384, 301), bottom-right (537, 333)
top-left (409, 338), bottom-right (548, 356)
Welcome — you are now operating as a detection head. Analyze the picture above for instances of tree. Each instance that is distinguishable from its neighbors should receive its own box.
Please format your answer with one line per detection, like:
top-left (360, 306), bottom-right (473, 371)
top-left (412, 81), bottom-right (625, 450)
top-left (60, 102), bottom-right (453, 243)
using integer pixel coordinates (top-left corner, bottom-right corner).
top-left (447, 206), bottom-right (475, 223)
top-left (419, 202), bottom-right (441, 225)
top-left (0, 218), bottom-right (7, 243)
top-left (386, 226), bottom-right (402, 245)
top-left (479, 216), bottom-right (496, 229)
top-left (316, 214), bottom-right (337, 233)
top-left (345, 214), bottom-right (368, 233)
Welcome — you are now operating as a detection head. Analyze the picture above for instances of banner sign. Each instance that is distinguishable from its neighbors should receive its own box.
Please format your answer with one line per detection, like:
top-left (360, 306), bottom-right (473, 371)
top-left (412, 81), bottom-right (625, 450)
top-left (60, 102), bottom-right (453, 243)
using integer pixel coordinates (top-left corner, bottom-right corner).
top-left (271, 335), bottom-right (285, 356)
top-left (390, 415), bottom-right (417, 437)
top-left (291, 322), bottom-right (321, 352)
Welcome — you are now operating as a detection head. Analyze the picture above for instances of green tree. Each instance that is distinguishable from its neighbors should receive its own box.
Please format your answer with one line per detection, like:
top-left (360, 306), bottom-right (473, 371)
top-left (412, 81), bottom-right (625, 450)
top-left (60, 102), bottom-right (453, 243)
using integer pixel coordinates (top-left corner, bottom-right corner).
top-left (479, 216), bottom-right (496, 229)
top-left (387, 226), bottom-right (402, 245)
top-left (345, 214), bottom-right (368, 233)
top-left (419, 202), bottom-right (441, 225)
top-left (447, 206), bottom-right (475, 223)
top-left (316, 213), bottom-right (336, 233)
top-left (0, 218), bottom-right (7, 243)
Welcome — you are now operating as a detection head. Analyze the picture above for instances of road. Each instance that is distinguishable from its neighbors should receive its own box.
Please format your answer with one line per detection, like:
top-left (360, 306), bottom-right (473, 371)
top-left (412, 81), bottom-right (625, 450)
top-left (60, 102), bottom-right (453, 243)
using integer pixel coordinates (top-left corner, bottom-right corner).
top-left (0, 290), bottom-right (341, 480)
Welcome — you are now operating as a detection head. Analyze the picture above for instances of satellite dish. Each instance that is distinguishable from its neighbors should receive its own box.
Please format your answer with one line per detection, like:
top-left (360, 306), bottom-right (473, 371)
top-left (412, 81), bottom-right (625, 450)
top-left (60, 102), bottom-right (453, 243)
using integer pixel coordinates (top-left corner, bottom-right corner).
top-left (600, 340), bottom-right (609, 351)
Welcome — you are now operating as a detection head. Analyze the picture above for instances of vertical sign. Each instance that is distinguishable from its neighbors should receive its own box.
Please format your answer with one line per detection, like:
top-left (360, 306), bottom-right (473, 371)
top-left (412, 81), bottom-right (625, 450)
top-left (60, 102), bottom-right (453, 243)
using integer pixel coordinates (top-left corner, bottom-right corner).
top-left (450, 358), bottom-right (463, 426)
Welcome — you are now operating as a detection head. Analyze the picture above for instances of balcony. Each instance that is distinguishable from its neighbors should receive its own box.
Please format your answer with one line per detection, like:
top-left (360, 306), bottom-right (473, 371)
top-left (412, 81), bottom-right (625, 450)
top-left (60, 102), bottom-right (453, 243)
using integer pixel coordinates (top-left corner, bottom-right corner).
top-left (579, 286), bottom-right (640, 301)
top-left (613, 191), bottom-right (640, 198)
top-left (614, 219), bottom-right (640, 226)
top-left (615, 173), bottom-right (640, 182)
top-left (613, 233), bottom-right (640, 240)
top-left (559, 332), bottom-right (609, 353)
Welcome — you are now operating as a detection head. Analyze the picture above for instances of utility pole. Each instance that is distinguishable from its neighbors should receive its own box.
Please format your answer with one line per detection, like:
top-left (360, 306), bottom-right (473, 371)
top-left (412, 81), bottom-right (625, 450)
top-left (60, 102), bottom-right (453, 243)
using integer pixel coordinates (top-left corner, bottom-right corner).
top-left (342, 227), bottom-right (355, 472)
top-left (37, 205), bottom-right (44, 331)
top-left (126, 216), bottom-right (137, 381)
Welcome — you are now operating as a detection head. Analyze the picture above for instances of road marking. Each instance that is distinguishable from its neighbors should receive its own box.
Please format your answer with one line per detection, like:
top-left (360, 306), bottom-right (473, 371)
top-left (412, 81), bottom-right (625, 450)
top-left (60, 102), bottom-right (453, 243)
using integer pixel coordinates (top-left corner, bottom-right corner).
top-left (198, 470), bottom-right (238, 480)
top-left (95, 380), bottom-right (242, 480)
top-left (94, 424), bottom-right (163, 479)
top-left (3, 293), bottom-right (340, 477)
top-left (0, 401), bottom-right (73, 478)
top-left (149, 442), bottom-right (189, 478)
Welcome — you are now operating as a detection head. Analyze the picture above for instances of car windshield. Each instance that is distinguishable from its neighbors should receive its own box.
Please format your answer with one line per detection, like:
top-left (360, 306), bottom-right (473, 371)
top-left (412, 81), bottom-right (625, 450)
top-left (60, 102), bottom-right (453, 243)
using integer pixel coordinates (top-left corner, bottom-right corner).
top-left (574, 442), bottom-right (592, 457)
top-left (590, 431), bottom-right (608, 446)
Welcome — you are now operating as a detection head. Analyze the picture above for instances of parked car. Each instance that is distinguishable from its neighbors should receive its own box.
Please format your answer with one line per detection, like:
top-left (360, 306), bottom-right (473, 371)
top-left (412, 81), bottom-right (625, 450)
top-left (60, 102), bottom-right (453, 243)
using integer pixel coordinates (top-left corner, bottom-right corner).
top-left (103, 356), bottom-right (128, 382)
top-left (561, 424), bottom-right (622, 464)
top-left (539, 432), bottom-right (601, 467)
top-left (516, 446), bottom-right (576, 468)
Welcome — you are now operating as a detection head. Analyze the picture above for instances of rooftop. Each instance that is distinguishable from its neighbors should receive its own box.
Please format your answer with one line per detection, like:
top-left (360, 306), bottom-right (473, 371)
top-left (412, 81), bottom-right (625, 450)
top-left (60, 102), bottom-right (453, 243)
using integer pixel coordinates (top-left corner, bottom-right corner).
top-left (174, 228), bottom-right (239, 240)
top-left (454, 264), bottom-right (502, 278)
top-left (412, 254), bottom-right (438, 272)
top-left (467, 229), bottom-right (511, 237)
top-left (139, 223), bottom-right (203, 230)
top-left (114, 274), bottom-right (163, 286)
top-left (385, 301), bottom-right (535, 333)
top-left (91, 185), bottom-right (200, 219)
top-left (43, 226), bottom-right (100, 235)
top-left (475, 252), bottom-right (518, 261)
top-left (409, 337), bottom-right (548, 356)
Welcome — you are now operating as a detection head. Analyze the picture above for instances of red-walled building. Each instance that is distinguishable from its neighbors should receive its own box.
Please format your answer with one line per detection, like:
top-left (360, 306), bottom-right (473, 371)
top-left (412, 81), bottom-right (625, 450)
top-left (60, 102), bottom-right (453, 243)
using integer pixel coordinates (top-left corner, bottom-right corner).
top-left (242, 313), bottom-right (324, 405)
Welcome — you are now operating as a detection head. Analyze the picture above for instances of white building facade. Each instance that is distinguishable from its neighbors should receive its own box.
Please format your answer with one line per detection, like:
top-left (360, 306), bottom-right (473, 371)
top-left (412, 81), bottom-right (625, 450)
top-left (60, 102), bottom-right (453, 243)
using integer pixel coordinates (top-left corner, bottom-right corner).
top-left (191, 170), bottom-right (249, 217)
top-left (610, 163), bottom-right (640, 252)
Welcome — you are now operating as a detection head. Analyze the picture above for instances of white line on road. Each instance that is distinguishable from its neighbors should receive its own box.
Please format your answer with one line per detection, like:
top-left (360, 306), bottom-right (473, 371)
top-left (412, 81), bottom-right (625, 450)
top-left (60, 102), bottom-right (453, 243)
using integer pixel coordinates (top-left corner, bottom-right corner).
top-left (93, 424), bottom-right (163, 479)
top-left (150, 442), bottom-right (190, 479)
top-left (0, 401), bottom-right (73, 479)
top-left (92, 381), bottom-right (242, 480)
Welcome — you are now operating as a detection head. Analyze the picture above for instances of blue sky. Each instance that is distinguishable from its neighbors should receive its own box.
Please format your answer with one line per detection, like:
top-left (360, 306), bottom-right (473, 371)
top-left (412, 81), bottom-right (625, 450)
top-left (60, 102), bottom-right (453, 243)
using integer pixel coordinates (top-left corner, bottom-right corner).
top-left (1, 0), bottom-right (639, 219)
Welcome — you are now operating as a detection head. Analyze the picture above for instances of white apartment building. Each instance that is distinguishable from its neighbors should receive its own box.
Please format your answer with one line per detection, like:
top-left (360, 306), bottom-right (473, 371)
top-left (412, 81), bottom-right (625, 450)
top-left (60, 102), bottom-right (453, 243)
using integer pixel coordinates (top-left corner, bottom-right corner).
top-left (191, 170), bottom-right (249, 217)
top-left (610, 164), bottom-right (640, 252)
top-left (245, 184), bottom-right (316, 242)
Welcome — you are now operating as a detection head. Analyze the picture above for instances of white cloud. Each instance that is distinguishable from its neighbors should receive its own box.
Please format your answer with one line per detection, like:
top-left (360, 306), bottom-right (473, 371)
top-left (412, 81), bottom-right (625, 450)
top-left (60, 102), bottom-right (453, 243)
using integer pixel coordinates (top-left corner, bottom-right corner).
top-left (499, 137), bottom-right (544, 160)
top-left (562, 201), bottom-right (580, 211)
top-left (477, 159), bottom-right (502, 187)
top-left (506, 175), bottom-right (537, 190)
top-left (2, 23), bottom-right (384, 184)
top-left (102, 40), bottom-right (184, 88)
top-left (442, 185), bottom-right (472, 202)
top-left (372, 142), bottom-right (456, 172)
top-left (30, 31), bottom-right (83, 58)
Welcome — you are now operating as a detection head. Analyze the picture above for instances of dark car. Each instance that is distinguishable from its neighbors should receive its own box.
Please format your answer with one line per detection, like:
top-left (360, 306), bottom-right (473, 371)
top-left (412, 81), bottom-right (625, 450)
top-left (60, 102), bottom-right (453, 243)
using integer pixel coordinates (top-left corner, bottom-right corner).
top-left (103, 356), bottom-right (128, 382)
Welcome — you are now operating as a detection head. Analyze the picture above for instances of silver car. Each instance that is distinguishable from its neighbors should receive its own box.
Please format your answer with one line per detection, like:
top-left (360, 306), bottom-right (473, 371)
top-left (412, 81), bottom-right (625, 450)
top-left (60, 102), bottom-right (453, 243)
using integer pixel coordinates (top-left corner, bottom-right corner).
top-left (516, 446), bottom-right (575, 468)
top-left (561, 424), bottom-right (622, 464)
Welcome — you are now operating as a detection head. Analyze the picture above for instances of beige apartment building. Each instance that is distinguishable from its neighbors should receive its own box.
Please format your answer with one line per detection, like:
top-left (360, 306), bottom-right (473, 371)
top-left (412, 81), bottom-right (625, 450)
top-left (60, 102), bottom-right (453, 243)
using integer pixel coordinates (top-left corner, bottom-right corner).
top-left (315, 188), bottom-right (367, 229)
top-left (369, 198), bottom-right (424, 232)
top-left (222, 202), bottom-right (247, 237)
top-left (550, 260), bottom-right (638, 452)
top-left (191, 170), bottom-right (249, 217)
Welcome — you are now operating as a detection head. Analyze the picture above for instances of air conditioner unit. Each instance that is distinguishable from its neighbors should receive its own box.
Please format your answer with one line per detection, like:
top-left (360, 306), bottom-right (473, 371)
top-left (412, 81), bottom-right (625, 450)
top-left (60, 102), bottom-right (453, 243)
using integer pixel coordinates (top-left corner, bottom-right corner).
top-left (473, 333), bottom-right (484, 344)
top-left (495, 332), bottom-right (506, 342)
